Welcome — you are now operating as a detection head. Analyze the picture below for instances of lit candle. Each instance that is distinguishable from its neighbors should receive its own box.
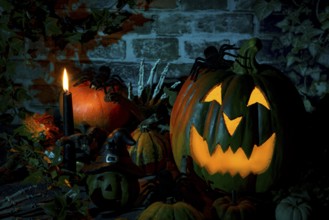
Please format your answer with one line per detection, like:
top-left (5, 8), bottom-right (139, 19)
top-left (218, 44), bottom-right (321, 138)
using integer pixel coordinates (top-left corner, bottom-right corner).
top-left (62, 68), bottom-right (76, 172)
top-left (62, 68), bottom-right (74, 136)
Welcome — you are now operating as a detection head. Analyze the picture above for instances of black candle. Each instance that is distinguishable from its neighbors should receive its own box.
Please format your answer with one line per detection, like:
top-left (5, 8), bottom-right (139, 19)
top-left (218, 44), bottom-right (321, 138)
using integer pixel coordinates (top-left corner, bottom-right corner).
top-left (62, 68), bottom-right (74, 136)
top-left (62, 68), bottom-right (76, 172)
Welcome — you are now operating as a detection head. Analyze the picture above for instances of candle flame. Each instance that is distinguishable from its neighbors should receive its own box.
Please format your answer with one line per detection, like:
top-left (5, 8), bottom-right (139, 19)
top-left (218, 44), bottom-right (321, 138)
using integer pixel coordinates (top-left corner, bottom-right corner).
top-left (63, 68), bottom-right (69, 92)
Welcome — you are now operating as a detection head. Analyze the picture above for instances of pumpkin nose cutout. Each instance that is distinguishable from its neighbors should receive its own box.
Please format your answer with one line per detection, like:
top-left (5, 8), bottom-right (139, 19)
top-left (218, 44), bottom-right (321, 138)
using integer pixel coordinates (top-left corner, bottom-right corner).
top-left (105, 185), bottom-right (113, 192)
top-left (223, 113), bottom-right (242, 136)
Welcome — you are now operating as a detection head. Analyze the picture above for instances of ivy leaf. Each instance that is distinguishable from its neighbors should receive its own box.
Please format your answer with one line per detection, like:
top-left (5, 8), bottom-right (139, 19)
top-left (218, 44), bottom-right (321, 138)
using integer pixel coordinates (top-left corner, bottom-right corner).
top-left (44, 17), bottom-right (62, 36)
top-left (14, 87), bottom-right (31, 102)
top-left (253, 0), bottom-right (281, 20)
top-left (64, 32), bottom-right (82, 44)
top-left (295, 20), bottom-right (323, 40)
top-left (0, 21), bottom-right (13, 50)
top-left (9, 37), bottom-right (24, 56)
top-left (318, 8), bottom-right (329, 27)
top-left (22, 169), bottom-right (45, 184)
top-left (286, 53), bottom-right (299, 68)
top-left (163, 86), bottom-right (177, 107)
top-left (276, 18), bottom-right (291, 32)
top-left (321, 20), bottom-right (329, 30)
top-left (40, 191), bottom-right (68, 219)
top-left (279, 32), bottom-right (293, 47)
top-left (0, 0), bottom-right (13, 11)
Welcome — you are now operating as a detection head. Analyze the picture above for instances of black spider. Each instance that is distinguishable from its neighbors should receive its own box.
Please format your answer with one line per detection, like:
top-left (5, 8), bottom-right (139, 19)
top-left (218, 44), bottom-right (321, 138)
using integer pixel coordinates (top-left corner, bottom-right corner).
top-left (73, 66), bottom-right (126, 94)
top-left (190, 44), bottom-right (239, 81)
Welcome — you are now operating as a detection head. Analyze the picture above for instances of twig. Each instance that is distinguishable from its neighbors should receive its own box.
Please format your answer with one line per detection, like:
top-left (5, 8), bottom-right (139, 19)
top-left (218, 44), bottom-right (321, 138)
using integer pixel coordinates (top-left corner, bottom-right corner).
top-left (145, 59), bottom-right (160, 102)
top-left (137, 59), bottom-right (145, 98)
top-left (128, 82), bottom-right (132, 100)
top-left (146, 59), bottom-right (160, 86)
top-left (152, 63), bottom-right (170, 99)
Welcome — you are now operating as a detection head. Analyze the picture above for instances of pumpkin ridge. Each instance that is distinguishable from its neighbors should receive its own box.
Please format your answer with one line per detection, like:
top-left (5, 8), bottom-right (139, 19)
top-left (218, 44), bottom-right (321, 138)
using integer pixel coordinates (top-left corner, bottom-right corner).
top-left (147, 132), bottom-right (160, 167)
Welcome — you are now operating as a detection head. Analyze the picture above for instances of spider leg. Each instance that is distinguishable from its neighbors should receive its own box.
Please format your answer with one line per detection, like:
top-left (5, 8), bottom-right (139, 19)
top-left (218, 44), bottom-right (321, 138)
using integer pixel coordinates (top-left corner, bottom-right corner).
top-left (190, 58), bottom-right (206, 81)
top-left (73, 75), bottom-right (90, 87)
top-left (110, 74), bottom-right (124, 83)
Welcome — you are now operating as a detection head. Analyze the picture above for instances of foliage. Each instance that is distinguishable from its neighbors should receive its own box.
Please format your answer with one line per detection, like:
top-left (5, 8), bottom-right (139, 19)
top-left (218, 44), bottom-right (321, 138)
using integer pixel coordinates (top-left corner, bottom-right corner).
top-left (0, 0), bottom-right (150, 174)
top-left (0, 0), bottom-right (153, 126)
top-left (40, 185), bottom-right (89, 219)
top-left (254, 0), bottom-right (329, 111)
top-left (15, 112), bottom-right (62, 147)
top-left (0, 1), bottom-right (153, 215)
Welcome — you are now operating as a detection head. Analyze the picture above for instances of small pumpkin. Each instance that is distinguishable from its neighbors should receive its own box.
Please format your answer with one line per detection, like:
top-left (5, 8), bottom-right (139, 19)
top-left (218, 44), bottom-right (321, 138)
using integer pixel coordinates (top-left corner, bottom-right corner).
top-left (128, 126), bottom-right (171, 175)
top-left (86, 170), bottom-right (140, 211)
top-left (137, 198), bottom-right (206, 220)
top-left (211, 191), bottom-right (258, 220)
top-left (275, 195), bottom-right (312, 220)
top-left (170, 38), bottom-right (306, 193)
top-left (59, 81), bottom-right (132, 133)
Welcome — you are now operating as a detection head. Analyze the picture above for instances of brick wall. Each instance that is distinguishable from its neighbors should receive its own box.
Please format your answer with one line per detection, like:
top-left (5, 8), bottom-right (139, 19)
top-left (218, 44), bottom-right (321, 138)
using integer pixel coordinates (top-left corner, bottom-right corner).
top-left (14, 0), bottom-right (284, 114)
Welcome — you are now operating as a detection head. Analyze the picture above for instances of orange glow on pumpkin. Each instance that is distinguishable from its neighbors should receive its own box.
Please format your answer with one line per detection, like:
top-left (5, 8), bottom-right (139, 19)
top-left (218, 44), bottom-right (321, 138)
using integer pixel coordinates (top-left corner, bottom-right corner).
top-left (190, 126), bottom-right (276, 178)
top-left (204, 83), bottom-right (270, 109)
top-left (191, 83), bottom-right (275, 178)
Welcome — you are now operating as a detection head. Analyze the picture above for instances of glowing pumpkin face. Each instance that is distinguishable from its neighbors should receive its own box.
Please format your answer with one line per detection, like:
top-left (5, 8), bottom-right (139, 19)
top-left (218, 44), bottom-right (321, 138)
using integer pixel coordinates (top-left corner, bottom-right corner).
top-left (190, 84), bottom-right (275, 178)
top-left (170, 38), bottom-right (306, 193)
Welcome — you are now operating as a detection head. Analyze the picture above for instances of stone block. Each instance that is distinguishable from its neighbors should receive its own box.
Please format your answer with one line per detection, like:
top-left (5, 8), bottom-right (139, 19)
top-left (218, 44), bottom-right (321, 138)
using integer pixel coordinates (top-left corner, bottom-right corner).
top-left (87, 40), bottom-right (126, 60)
top-left (195, 13), bottom-right (254, 34)
top-left (184, 39), bottom-right (232, 60)
top-left (180, 0), bottom-right (227, 10)
top-left (156, 13), bottom-right (193, 35)
top-left (132, 38), bottom-right (179, 61)
top-left (149, 0), bottom-right (177, 9)
top-left (234, 0), bottom-right (257, 10)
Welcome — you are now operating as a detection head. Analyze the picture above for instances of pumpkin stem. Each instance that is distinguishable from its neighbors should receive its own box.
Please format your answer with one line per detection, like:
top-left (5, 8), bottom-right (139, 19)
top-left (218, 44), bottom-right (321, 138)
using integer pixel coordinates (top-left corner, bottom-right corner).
top-left (233, 38), bottom-right (262, 75)
top-left (231, 190), bottom-right (237, 205)
top-left (165, 196), bottom-right (176, 204)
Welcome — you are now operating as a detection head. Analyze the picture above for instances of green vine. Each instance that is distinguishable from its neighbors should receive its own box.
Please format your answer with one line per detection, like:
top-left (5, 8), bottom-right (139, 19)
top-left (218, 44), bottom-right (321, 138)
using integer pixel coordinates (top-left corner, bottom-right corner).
top-left (254, 0), bottom-right (329, 111)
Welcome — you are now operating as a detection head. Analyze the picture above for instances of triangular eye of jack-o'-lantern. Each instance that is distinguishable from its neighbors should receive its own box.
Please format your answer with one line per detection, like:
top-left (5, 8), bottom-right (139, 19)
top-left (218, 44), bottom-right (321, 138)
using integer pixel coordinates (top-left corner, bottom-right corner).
top-left (170, 38), bottom-right (307, 193)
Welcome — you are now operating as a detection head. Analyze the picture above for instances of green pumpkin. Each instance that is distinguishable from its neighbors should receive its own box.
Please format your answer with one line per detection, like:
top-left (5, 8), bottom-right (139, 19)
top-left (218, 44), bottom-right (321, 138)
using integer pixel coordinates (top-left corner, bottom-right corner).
top-left (137, 199), bottom-right (206, 220)
top-left (128, 127), bottom-right (171, 175)
top-left (170, 38), bottom-right (306, 193)
top-left (86, 171), bottom-right (140, 210)
top-left (275, 195), bottom-right (312, 220)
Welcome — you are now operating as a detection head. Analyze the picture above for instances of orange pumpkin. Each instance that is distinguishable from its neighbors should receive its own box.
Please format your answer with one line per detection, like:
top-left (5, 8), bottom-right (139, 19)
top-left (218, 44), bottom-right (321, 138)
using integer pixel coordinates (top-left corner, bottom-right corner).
top-left (211, 192), bottom-right (258, 220)
top-left (59, 81), bottom-right (131, 133)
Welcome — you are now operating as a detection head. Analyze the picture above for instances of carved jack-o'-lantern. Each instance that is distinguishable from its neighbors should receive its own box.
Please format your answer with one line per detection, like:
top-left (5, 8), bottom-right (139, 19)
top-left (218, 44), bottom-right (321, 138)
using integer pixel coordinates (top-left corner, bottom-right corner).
top-left (86, 171), bottom-right (140, 210)
top-left (170, 38), bottom-right (306, 193)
